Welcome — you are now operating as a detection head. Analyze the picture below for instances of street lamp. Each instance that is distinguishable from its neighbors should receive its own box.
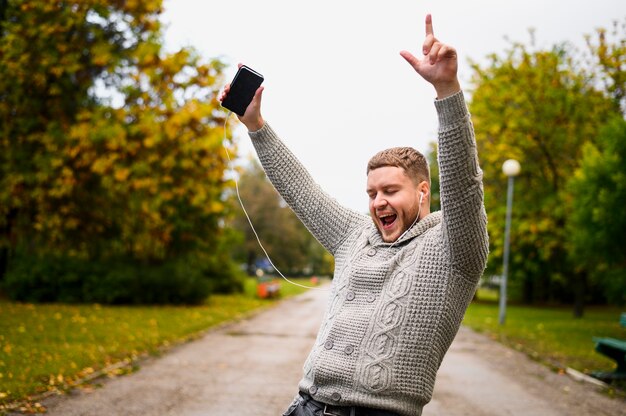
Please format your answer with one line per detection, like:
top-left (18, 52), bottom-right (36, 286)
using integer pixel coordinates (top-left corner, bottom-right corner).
top-left (499, 159), bottom-right (521, 325)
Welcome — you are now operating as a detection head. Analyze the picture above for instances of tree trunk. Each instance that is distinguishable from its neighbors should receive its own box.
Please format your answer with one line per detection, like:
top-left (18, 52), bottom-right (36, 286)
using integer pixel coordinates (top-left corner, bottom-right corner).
top-left (523, 275), bottom-right (533, 304)
top-left (573, 271), bottom-right (587, 318)
top-left (246, 250), bottom-right (256, 276)
top-left (0, 208), bottom-right (18, 282)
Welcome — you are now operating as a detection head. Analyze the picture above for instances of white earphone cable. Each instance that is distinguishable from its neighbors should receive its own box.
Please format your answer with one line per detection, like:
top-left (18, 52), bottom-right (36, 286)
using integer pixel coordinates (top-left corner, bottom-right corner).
top-left (222, 112), bottom-right (327, 291)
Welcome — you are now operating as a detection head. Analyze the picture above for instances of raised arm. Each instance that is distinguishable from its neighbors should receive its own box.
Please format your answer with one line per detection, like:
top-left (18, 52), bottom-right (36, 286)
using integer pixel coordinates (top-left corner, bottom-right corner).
top-left (219, 69), bottom-right (368, 254)
top-left (401, 15), bottom-right (489, 277)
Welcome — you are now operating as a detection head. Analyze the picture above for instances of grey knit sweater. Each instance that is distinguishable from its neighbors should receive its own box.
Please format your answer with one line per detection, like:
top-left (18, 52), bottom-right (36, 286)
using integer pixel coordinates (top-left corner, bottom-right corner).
top-left (249, 91), bottom-right (489, 416)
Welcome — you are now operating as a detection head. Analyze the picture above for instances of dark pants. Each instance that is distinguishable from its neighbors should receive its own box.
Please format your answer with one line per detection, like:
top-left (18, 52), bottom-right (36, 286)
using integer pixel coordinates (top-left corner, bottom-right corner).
top-left (282, 392), bottom-right (400, 416)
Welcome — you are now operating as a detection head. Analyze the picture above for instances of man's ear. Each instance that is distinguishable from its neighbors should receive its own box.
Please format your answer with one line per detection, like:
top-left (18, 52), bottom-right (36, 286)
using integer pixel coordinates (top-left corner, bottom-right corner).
top-left (418, 181), bottom-right (430, 199)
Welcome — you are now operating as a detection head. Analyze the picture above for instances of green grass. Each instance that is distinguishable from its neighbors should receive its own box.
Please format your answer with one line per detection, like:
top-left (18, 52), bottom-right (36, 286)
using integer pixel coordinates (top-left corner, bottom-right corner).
top-left (0, 276), bottom-right (315, 410)
top-left (243, 275), bottom-right (318, 298)
top-left (464, 292), bottom-right (626, 374)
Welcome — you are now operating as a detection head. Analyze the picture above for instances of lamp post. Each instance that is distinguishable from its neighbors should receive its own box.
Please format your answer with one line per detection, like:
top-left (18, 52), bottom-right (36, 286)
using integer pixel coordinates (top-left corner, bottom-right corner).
top-left (499, 159), bottom-right (521, 325)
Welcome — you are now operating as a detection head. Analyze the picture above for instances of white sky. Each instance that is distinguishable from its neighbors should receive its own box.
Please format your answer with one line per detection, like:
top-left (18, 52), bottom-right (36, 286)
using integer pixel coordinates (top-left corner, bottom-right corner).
top-left (162, 0), bottom-right (624, 213)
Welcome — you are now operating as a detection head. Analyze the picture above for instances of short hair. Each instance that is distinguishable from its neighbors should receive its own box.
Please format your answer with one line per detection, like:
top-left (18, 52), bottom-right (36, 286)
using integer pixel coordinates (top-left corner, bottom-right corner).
top-left (366, 147), bottom-right (430, 185)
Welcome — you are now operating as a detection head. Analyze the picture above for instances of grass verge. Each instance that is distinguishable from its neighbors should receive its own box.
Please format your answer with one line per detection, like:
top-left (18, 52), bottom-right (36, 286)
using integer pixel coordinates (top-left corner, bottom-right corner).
top-left (463, 293), bottom-right (626, 375)
top-left (0, 276), bottom-right (315, 412)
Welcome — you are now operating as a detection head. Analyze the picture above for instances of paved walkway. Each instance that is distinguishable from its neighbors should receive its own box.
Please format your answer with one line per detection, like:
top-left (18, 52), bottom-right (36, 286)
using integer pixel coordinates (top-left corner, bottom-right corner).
top-left (41, 286), bottom-right (625, 416)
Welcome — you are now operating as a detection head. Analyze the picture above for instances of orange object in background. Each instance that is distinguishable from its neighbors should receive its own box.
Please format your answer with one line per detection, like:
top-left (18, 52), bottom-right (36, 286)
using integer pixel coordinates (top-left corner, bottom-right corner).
top-left (257, 280), bottom-right (280, 299)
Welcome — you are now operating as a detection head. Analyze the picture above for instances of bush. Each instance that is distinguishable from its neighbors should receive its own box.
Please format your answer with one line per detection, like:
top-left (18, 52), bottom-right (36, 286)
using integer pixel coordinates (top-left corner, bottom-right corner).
top-left (602, 268), bottom-right (626, 306)
top-left (2, 253), bottom-right (243, 305)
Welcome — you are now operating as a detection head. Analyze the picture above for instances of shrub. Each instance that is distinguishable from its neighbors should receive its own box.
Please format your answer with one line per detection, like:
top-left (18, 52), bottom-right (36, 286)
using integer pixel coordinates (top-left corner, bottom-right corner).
top-left (2, 253), bottom-right (243, 305)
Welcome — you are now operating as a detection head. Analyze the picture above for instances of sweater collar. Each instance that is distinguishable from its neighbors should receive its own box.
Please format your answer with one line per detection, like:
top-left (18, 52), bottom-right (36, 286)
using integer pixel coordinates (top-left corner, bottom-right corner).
top-left (368, 211), bottom-right (442, 247)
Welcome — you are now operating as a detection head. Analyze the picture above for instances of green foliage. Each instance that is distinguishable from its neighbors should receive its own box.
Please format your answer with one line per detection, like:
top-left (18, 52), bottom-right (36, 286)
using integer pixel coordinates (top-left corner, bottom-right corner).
top-left (0, 0), bottom-right (242, 301)
top-left (584, 18), bottom-right (626, 114)
top-left (470, 41), bottom-right (615, 304)
top-left (2, 252), bottom-right (244, 304)
top-left (426, 141), bottom-right (441, 212)
top-left (566, 117), bottom-right (626, 304)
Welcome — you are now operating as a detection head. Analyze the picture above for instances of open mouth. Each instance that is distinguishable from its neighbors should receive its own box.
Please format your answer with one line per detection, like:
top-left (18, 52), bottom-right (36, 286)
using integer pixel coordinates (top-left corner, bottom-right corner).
top-left (379, 213), bottom-right (397, 230)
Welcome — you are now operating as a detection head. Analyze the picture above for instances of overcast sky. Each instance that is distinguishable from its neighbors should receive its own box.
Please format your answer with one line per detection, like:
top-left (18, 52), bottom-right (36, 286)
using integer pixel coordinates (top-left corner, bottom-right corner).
top-left (162, 0), bottom-right (624, 212)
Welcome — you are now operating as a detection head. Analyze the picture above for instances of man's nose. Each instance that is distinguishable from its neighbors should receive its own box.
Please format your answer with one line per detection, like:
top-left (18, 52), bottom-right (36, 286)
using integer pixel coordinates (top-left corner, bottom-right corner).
top-left (373, 195), bottom-right (387, 209)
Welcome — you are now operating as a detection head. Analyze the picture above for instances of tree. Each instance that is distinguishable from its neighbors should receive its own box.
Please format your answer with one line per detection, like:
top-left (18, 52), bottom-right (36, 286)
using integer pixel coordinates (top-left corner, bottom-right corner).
top-left (230, 158), bottom-right (333, 277)
top-left (426, 141), bottom-right (440, 212)
top-left (566, 117), bottom-right (626, 305)
top-left (0, 0), bottom-right (238, 301)
top-left (584, 18), bottom-right (626, 115)
top-left (469, 41), bottom-right (615, 306)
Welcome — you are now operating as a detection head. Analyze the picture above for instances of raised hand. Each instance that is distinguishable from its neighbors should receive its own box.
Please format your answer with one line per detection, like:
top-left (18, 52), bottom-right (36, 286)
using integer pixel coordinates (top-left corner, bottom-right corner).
top-left (400, 14), bottom-right (461, 99)
top-left (219, 64), bottom-right (265, 132)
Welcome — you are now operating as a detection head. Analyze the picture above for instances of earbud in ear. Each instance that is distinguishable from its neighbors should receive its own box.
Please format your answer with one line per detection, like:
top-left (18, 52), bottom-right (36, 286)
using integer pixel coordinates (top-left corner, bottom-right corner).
top-left (419, 191), bottom-right (424, 204)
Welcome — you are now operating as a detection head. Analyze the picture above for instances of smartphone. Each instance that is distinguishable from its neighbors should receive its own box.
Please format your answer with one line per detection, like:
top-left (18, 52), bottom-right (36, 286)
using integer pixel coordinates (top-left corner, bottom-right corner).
top-left (221, 65), bottom-right (264, 116)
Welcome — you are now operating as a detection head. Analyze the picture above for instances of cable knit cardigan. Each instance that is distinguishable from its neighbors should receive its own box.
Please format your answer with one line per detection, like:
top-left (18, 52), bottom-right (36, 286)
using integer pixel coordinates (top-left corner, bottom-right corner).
top-left (249, 91), bottom-right (489, 416)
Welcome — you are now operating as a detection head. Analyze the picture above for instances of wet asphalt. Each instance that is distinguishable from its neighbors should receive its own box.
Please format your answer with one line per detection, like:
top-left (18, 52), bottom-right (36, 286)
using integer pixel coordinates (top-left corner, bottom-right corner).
top-left (40, 285), bottom-right (625, 416)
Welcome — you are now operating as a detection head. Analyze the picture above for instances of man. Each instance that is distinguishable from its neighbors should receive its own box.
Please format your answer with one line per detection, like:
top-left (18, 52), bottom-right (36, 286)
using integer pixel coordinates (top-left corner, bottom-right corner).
top-left (220, 14), bottom-right (488, 416)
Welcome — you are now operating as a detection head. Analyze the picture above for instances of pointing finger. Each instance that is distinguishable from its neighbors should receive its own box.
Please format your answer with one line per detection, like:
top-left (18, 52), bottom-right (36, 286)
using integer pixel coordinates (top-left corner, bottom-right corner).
top-left (425, 14), bottom-right (433, 37)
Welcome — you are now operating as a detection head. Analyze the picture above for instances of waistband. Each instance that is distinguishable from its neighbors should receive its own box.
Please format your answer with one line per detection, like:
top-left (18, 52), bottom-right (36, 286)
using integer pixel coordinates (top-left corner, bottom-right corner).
top-left (298, 392), bottom-right (400, 416)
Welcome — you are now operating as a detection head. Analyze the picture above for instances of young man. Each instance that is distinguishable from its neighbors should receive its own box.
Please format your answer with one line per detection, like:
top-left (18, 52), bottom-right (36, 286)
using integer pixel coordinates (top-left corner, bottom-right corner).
top-left (221, 14), bottom-right (488, 416)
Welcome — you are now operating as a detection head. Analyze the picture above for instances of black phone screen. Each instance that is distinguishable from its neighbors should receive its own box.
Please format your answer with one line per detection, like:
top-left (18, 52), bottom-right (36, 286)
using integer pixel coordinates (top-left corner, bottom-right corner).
top-left (221, 65), bottom-right (264, 116)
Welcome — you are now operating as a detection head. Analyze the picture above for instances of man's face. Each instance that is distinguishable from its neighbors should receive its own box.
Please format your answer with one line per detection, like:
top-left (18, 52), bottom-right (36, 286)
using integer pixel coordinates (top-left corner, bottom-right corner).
top-left (366, 166), bottom-right (422, 243)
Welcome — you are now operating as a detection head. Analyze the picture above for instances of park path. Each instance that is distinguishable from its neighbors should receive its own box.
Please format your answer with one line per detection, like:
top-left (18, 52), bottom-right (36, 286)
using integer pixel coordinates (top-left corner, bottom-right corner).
top-left (40, 285), bottom-right (625, 416)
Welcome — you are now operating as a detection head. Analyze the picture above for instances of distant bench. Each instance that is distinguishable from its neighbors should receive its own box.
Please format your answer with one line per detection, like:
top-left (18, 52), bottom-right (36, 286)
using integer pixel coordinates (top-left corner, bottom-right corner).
top-left (592, 312), bottom-right (626, 382)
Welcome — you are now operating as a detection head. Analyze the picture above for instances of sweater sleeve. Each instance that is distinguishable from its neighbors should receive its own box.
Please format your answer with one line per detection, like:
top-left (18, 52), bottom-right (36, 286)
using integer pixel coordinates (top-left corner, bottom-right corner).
top-left (435, 91), bottom-right (489, 278)
top-left (248, 123), bottom-right (368, 254)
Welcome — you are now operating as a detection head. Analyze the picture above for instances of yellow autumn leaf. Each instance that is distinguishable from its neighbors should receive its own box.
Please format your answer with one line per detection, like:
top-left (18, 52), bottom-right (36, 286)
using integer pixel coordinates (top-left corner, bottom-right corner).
top-left (114, 168), bottom-right (130, 182)
top-left (143, 137), bottom-right (155, 148)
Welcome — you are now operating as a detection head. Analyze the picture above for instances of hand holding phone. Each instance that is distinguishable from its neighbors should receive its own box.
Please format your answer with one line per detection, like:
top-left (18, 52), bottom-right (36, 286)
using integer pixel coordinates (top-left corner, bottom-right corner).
top-left (221, 65), bottom-right (264, 116)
